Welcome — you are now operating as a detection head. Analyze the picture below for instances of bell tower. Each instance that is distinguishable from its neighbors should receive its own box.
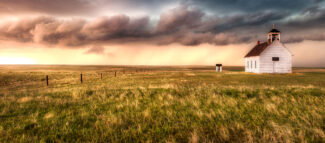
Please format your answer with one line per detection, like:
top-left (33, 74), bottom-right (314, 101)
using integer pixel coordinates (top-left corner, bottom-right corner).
top-left (268, 24), bottom-right (281, 43)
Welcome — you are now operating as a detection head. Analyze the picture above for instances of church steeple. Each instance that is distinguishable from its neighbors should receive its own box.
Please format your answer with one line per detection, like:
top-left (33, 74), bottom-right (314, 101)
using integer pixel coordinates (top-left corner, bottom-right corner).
top-left (268, 24), bottom-right (281, 43)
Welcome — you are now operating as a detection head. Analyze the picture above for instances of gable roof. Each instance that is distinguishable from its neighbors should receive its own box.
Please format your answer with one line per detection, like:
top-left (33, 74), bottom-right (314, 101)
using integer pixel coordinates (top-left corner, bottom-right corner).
top-left (244, 42), bottom-right (269, 57)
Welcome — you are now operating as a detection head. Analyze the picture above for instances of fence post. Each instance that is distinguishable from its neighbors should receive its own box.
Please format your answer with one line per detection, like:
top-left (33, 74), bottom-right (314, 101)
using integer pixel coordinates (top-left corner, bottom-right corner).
top-left (101, 73), bottom-right (102, 79)
top-left (115, 71), bottom-right (117, 77)
top-left (46, 75), bottom-right (49, 86)
top-left (81, 73), bottom-right (83, 83)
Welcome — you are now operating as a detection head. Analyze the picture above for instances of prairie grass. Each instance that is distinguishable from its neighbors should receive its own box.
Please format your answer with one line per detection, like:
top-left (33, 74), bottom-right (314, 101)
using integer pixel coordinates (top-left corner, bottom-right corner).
top-left (0, 65), bottom-right (324, 142)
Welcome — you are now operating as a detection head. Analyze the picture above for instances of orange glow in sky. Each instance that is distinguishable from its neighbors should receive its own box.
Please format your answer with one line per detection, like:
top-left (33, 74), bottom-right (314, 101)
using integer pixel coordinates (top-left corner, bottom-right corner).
top-left (0, 40), bottom-right (325, 66)
top-left (0, 57), bottom-right (36, 64)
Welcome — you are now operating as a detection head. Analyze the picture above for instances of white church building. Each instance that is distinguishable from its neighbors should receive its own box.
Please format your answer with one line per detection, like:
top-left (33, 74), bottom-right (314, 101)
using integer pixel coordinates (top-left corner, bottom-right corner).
top-left (244, 26), bottom-right (292, 73)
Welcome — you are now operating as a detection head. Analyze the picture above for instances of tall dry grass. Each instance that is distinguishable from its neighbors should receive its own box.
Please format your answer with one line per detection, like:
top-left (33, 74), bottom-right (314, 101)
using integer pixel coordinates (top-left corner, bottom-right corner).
top-left (0, 65), bottom-right (324, 142)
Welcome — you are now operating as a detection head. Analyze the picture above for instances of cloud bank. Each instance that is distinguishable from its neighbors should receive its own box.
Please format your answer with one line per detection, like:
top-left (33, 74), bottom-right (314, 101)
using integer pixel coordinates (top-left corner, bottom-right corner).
top-left (0, 1), bottom-right (324, 48)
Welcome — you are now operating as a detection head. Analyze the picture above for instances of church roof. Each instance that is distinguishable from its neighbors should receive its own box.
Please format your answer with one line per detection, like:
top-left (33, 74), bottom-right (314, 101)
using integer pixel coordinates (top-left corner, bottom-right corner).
top-left (244, 42), bottom-right (269, 57)
top-left (269, 28), bottom-right (280, 33)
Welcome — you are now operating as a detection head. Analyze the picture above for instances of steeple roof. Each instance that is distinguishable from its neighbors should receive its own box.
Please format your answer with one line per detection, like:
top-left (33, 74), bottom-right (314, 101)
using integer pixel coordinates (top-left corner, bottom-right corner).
top-left (269, 28), bottom-right (280, 33)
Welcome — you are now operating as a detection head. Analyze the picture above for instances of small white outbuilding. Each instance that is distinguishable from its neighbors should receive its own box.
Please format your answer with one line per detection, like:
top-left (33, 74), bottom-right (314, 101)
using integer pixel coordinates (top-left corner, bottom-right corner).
top-left (216, 64), bottom-right (222, 72)
top-left (244, 26), bottom-right (292, 73)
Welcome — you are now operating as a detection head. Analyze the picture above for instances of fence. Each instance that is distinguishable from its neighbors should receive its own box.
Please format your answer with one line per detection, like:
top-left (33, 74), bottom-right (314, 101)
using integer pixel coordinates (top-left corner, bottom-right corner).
top-left (44, 70), bottom-right (150, 86)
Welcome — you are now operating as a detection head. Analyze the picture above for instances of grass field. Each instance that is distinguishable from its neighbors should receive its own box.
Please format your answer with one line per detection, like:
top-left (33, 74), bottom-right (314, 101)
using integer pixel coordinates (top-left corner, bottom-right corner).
top-left (0, 65), bottom-right (324, 142)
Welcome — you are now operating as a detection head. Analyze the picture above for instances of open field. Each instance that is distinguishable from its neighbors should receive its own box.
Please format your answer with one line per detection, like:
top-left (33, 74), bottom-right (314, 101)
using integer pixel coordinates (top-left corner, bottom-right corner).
top-left (0, 65), bottom-right (324, 142)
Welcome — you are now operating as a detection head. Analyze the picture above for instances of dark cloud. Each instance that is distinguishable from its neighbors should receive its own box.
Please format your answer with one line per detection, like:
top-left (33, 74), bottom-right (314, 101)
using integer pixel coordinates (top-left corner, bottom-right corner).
top-left (32, 18), bottom-right (87, 46)
top-left (82, 15), bottom-right (151, 41)
top-left (0, 15), bottom-right (151, 46)
top-left (284, 6), bottom-right (325, 28)
top-left (157, 5), bottom-right (204, 33)
top-left (188, 0), bottom-right (325, 14)
top-left (211, 11), bottom-right (289, 33)
top-left (277, 5), bottom-right (325, 43)
top-left (0, 17), bottom-right (54, 42)
top-left (2, 0), bottom-right (323, 17)
top-left (0, 3), bottom-right (325, 47)
top-left (0, 0), bottom-right (176, 16)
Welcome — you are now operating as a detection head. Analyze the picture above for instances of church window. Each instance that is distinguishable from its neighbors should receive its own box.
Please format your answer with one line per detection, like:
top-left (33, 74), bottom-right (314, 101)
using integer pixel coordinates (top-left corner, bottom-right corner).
top-left (272, 57), bottom-right (280, 61)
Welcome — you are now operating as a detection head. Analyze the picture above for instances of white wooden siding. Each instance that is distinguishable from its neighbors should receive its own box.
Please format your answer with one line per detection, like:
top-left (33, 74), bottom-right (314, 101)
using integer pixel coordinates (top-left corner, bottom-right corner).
top-left (245, 56), bottom-right (260, 73)
top-left (245, 41), bottom-right (292, 74)
top-left (259, 41), bottom-right (292, 73)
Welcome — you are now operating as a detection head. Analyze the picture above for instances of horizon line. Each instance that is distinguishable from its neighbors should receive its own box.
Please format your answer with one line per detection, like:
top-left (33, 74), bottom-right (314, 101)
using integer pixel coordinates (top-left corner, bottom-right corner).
top-left (0, 64), bottom-right (325, 68)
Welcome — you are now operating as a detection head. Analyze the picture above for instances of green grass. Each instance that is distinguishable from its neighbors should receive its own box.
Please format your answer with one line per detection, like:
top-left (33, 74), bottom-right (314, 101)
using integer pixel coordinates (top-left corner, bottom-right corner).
top-left (0, 65), bottom-right (324, 142)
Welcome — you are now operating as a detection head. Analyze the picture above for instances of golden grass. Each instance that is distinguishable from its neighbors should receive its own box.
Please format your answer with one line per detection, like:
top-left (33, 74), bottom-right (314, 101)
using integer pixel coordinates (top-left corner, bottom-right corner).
top-left (18, 97), bottom-right (33, 103)
top-left (0, 65), bottom-right (324, 142)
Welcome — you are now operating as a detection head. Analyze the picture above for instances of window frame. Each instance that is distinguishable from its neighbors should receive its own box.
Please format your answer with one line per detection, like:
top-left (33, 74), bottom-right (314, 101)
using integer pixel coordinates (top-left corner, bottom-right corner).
top-left (255, 61), bottom-right (257, 69)
top-left (272, 57), bottom-right (280, 61)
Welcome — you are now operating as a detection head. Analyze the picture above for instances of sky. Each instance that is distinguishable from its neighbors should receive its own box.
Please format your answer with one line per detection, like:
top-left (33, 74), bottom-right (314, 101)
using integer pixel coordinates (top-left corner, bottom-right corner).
top-left (0, 0), bottom-right (325, 66)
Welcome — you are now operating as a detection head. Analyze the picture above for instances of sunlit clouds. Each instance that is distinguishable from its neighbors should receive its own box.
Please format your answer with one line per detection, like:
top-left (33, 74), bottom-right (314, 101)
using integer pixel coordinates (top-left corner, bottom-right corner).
top-left (0, 0), bottom-right (324, 66)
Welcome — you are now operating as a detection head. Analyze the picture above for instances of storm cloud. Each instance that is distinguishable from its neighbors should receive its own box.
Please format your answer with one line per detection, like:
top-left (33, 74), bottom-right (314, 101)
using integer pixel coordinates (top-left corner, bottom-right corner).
top-left (0, 0), bottom-right (176, 16)
top-left (0, 15), bottom-right (152, 46)
top-left (0, 1), bottom-right (325, 47)
top-left (189, 0), bottom-right (325, 14)
top-left (1, 0), bottom-right (323, 16)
